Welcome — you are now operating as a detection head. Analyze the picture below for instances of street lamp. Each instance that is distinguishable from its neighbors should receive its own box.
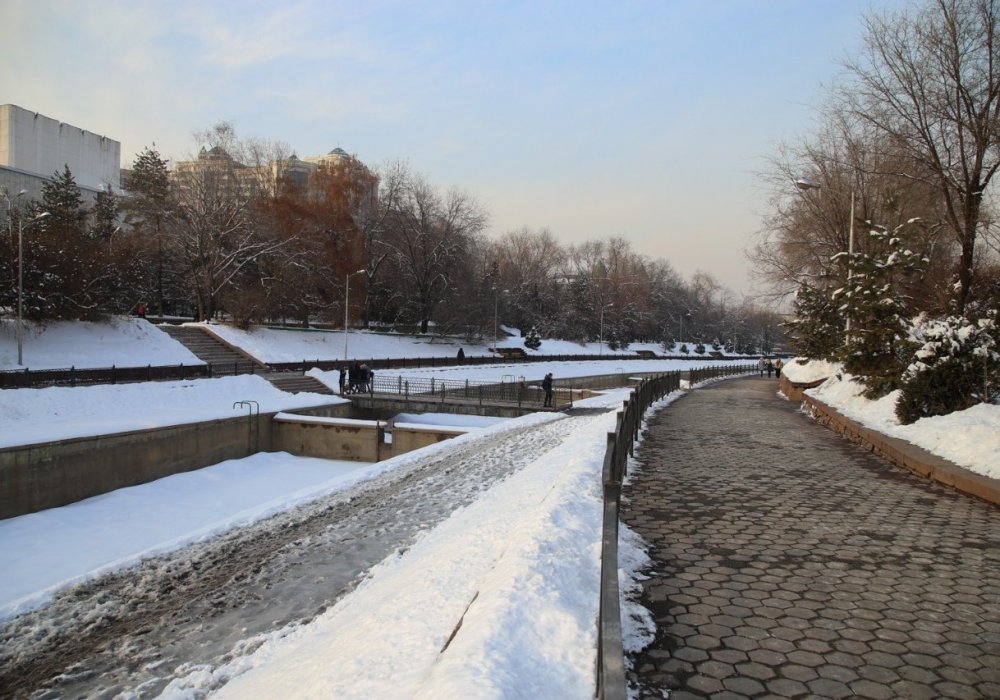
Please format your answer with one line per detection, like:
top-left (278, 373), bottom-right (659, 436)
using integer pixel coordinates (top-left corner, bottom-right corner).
top-left (599, 302), bottom-right (614, 356)
top-left (17, 211), bottom-right (50, 366)
top-left (343, 268), bottom-right (365, 361)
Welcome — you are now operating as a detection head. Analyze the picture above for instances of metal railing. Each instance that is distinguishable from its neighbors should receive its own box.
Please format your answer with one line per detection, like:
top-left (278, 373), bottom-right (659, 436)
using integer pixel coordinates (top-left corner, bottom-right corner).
top-left (596, 364), bottom-right (755, 699)
top-left (0, 361), bottom-right (265, 389)
top-left (1, 351), bottom-right (757, 390)
top-left (347, 373), bottom-right (561, 409)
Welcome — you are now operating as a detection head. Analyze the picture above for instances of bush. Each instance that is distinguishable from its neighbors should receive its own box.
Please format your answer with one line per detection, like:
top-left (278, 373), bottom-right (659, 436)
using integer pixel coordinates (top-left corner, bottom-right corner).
top-left (524, 326), bottom-right (541, 350)
top-left (895, 313), bottom-right (1000, 424)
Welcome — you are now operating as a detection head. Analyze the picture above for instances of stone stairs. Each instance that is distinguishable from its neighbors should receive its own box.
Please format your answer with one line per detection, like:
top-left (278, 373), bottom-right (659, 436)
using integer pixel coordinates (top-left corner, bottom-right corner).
top-left (264, 373), bottom-right (336, 395)
top-left (159, 325), bottom-right (265, 372)
top-left (160, 325), bottom-right (337, 396)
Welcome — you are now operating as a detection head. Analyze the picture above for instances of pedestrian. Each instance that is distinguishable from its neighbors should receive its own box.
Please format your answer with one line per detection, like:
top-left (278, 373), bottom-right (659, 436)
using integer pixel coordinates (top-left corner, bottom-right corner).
top-left (457, 347), bottom-right (465, 362)
top-left (349, 363), bottom-right (360, 393)
top-left (542, 372), bottom-right (554, 407)
top-left (766, 358), bottom-right (774, 378)
top-left (136, 302), bottom-right (146, 319)
top-left (757, 356), bottom-right (766, 377)
top-left (338, 365), bottom-right (347, 394)
top-left (775, 357), bottom-right (784, 379)
top-left (360, 363), bottom-right (371, 392)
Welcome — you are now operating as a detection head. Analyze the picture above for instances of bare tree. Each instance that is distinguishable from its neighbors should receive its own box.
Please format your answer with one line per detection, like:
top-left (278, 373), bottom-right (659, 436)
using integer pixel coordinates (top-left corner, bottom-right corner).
top-left (382, 172), bottom-right (488, 333)
top-left (844, 0), bottom-right (1000, 312)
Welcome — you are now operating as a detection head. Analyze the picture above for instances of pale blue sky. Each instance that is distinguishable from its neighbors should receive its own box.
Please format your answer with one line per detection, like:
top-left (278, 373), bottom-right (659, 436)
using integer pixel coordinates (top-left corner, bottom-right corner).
top-left (2, 0), bottom-right (910, 297)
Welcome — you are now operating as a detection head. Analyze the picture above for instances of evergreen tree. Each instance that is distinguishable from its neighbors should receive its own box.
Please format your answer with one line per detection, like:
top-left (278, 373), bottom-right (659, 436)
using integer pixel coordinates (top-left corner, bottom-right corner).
top-left (784, 282), bottom-right (844, 359)
top-left (122, 147), bottom-right (174, 315)
top-left (41, 165), bottom-right (86, 237)
top-left (896, 312), bottom-right (1000, 423)
top-left (90, 188), bottom-right (119, 240)
top-left (839, 221), bottom-right (929, 397)
top-left (524, 326), bottom-right (542, 350)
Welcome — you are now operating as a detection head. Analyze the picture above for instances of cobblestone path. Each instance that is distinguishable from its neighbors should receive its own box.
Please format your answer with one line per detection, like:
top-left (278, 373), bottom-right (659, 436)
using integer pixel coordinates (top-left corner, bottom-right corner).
top-left (621, 377), bottom-right (1000, 699)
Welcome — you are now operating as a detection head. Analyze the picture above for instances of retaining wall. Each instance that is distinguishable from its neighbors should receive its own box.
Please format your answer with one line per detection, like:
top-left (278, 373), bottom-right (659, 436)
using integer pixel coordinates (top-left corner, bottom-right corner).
top-left (801, 394), bottom-right (1000, 507)
top-left (0, 402), bottom-right (348, 520)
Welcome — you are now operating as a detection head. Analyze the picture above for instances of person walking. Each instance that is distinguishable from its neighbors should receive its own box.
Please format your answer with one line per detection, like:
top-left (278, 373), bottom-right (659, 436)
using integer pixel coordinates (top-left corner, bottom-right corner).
top-left (338, 365), bottom-right (347, 394)
top-left (775, 357), bottom-right (784, 379)
top-left (757, 357), bottom-right (767, 377)
top-left (766, 358), bottom-right (774, 378)
top-left (542, 372), bottom-right (554, 407)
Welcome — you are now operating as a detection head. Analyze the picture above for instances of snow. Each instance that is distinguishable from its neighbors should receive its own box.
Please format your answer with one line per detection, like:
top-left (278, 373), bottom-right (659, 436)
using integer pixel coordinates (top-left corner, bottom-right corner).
top-left (794, 363), bottom-right (1000, 480)
top-left (2, 321), bottom-right (996, 697)
top-left (0, 375), bottom-right (343, 449)
top-left (202, 321), bottom-right (737, 363)
top-left (0, 452), bottom-right (383, 618)
top-left (0, 318), bottom-right (202, 370)
top-left (204, 410), bottom-right (611, 699)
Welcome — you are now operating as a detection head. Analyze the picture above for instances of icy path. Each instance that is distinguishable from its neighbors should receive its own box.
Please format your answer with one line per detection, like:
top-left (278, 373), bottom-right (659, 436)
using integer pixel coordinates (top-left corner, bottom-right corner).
top-left (0, 408), bottom-right (610, 698)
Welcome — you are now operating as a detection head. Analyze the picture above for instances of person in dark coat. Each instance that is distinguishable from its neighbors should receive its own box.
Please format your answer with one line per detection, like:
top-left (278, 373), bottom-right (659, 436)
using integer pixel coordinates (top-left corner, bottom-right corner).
top-left (338, 366), bottom-right (347, 394)
top-left (457, 347), bottom-right (465, 362)
top-left (542, 372), bottom-right (554, 407)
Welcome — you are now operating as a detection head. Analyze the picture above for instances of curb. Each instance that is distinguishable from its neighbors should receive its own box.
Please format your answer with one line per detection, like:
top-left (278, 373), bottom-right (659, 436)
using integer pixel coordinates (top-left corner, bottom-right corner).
top-left (800, 393), bottom-right (1000, 507)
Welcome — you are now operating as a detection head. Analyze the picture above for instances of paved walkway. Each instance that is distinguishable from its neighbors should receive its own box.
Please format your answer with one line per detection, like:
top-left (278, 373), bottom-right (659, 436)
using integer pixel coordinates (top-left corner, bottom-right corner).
top-left (621, 377), bottom-right (1000, 699)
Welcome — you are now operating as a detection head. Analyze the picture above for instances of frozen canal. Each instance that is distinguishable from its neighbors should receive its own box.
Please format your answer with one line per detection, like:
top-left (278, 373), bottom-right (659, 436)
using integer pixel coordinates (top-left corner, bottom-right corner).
top-left (0, 409), bottom-right (605, 698)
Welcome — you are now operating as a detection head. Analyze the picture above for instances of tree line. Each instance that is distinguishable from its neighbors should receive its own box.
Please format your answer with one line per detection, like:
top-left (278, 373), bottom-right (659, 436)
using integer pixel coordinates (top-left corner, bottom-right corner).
top-left (753, 0), bottom-right (1000, 421)
top-left (2, 123), bottom-right (781, 354)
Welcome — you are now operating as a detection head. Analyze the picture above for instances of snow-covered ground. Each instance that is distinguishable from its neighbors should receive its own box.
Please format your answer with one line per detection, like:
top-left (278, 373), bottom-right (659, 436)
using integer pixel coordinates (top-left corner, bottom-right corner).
top-left (2, 322), bottom-right (996, 697)
top-left (0, 318), bottom-right (202, 370)
top-left (782, 358), bottom-right (1000, 480)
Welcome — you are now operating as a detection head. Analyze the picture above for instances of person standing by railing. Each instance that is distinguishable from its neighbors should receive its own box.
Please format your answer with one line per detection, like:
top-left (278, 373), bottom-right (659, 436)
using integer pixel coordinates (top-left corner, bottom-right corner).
top-left (542, 372), bottom-right (554, 407)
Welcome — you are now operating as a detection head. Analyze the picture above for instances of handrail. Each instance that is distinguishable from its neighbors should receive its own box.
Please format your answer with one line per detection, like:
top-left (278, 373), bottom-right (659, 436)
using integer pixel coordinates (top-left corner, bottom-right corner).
top-left (596, 364), bottom-right (754, 698)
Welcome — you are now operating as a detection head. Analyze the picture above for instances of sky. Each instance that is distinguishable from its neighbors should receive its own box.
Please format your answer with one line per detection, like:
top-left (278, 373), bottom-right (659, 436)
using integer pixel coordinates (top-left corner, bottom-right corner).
top-left (2, 0), bottom-right (912, 297)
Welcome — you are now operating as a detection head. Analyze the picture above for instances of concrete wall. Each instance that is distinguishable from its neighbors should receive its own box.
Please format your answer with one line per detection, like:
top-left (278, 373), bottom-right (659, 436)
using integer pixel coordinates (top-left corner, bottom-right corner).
top-left (391, 425), bottom-right (468, 455)
top-left (1, 105), bottom-right (121, 193)
top-left (1, 414), bottom-right (268, 520)
top-left (0, 402), bottom-right (345, 520)
top-left (778, 374), bottom-right (828, 402)
top-left (271, 415), bottom-right (387, 462)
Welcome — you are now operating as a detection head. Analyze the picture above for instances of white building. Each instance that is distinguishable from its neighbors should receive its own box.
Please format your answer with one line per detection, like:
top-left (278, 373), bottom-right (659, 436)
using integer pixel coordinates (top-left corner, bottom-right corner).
top-left (0, 104), bottom-right (121, 202)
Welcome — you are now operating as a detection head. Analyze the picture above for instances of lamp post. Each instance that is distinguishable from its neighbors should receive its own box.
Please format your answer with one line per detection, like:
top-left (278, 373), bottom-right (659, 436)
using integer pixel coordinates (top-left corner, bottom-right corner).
top-left (343, 269), bottom-right (365, 361)
top-left (599, 302), bottom-right (614, 356)
top-left (17, 211), bottom-right (50, 366)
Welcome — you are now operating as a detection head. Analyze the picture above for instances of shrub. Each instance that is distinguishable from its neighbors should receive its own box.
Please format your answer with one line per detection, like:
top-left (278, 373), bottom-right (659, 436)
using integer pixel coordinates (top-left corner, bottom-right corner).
top-left (524, 326), bottom-right (542, 350)
top-left (895, 313), bottom-right (1000, 424)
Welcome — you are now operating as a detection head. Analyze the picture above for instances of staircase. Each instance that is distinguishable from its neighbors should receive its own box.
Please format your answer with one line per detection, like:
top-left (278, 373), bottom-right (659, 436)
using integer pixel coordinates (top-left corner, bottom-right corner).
top-left (264, 373), bottom-right (336, 395)
top-left (160, 325), bottom-right (265, 373)
top-left (161, 325), bottom-right (336, 396)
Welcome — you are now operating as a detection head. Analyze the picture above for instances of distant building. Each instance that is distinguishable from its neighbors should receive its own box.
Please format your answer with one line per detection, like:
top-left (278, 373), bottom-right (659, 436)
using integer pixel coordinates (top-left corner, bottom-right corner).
top-left (0, 104), bottom-right (121, 202)
top-left (170, 145), bottom-right (373, 202)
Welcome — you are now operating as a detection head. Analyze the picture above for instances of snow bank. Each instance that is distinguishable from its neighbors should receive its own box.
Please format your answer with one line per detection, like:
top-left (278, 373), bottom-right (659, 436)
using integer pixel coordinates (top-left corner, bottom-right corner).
top-left (807, 371), bottom-right (1000, 480)
top-left (205, 410), bottom-right (612, 699)
top-left (0, 318), bottom-right (202, 370)
top-left (0, 375), bottom-right (343, 449)
top-left (781, 357), bottom-right (838, 384)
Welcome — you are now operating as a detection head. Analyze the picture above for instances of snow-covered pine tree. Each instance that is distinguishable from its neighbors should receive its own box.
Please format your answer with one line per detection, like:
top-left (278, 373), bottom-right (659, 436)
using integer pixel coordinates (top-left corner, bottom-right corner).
top-left (524, 326), bottom-right (542, 350)
top-left (837, 220), bottom-right (929, 397)
top-left (896, 312), bottom-right (1000, 423)
top-left (784, 281), bottom-right (843, 360)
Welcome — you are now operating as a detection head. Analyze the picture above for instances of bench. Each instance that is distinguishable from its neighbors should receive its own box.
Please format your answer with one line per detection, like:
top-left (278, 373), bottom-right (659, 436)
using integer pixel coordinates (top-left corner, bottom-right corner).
top-left (494, 347), bottom-right (527, 358)
top-left (635, 350), bottom-right (658, 358)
